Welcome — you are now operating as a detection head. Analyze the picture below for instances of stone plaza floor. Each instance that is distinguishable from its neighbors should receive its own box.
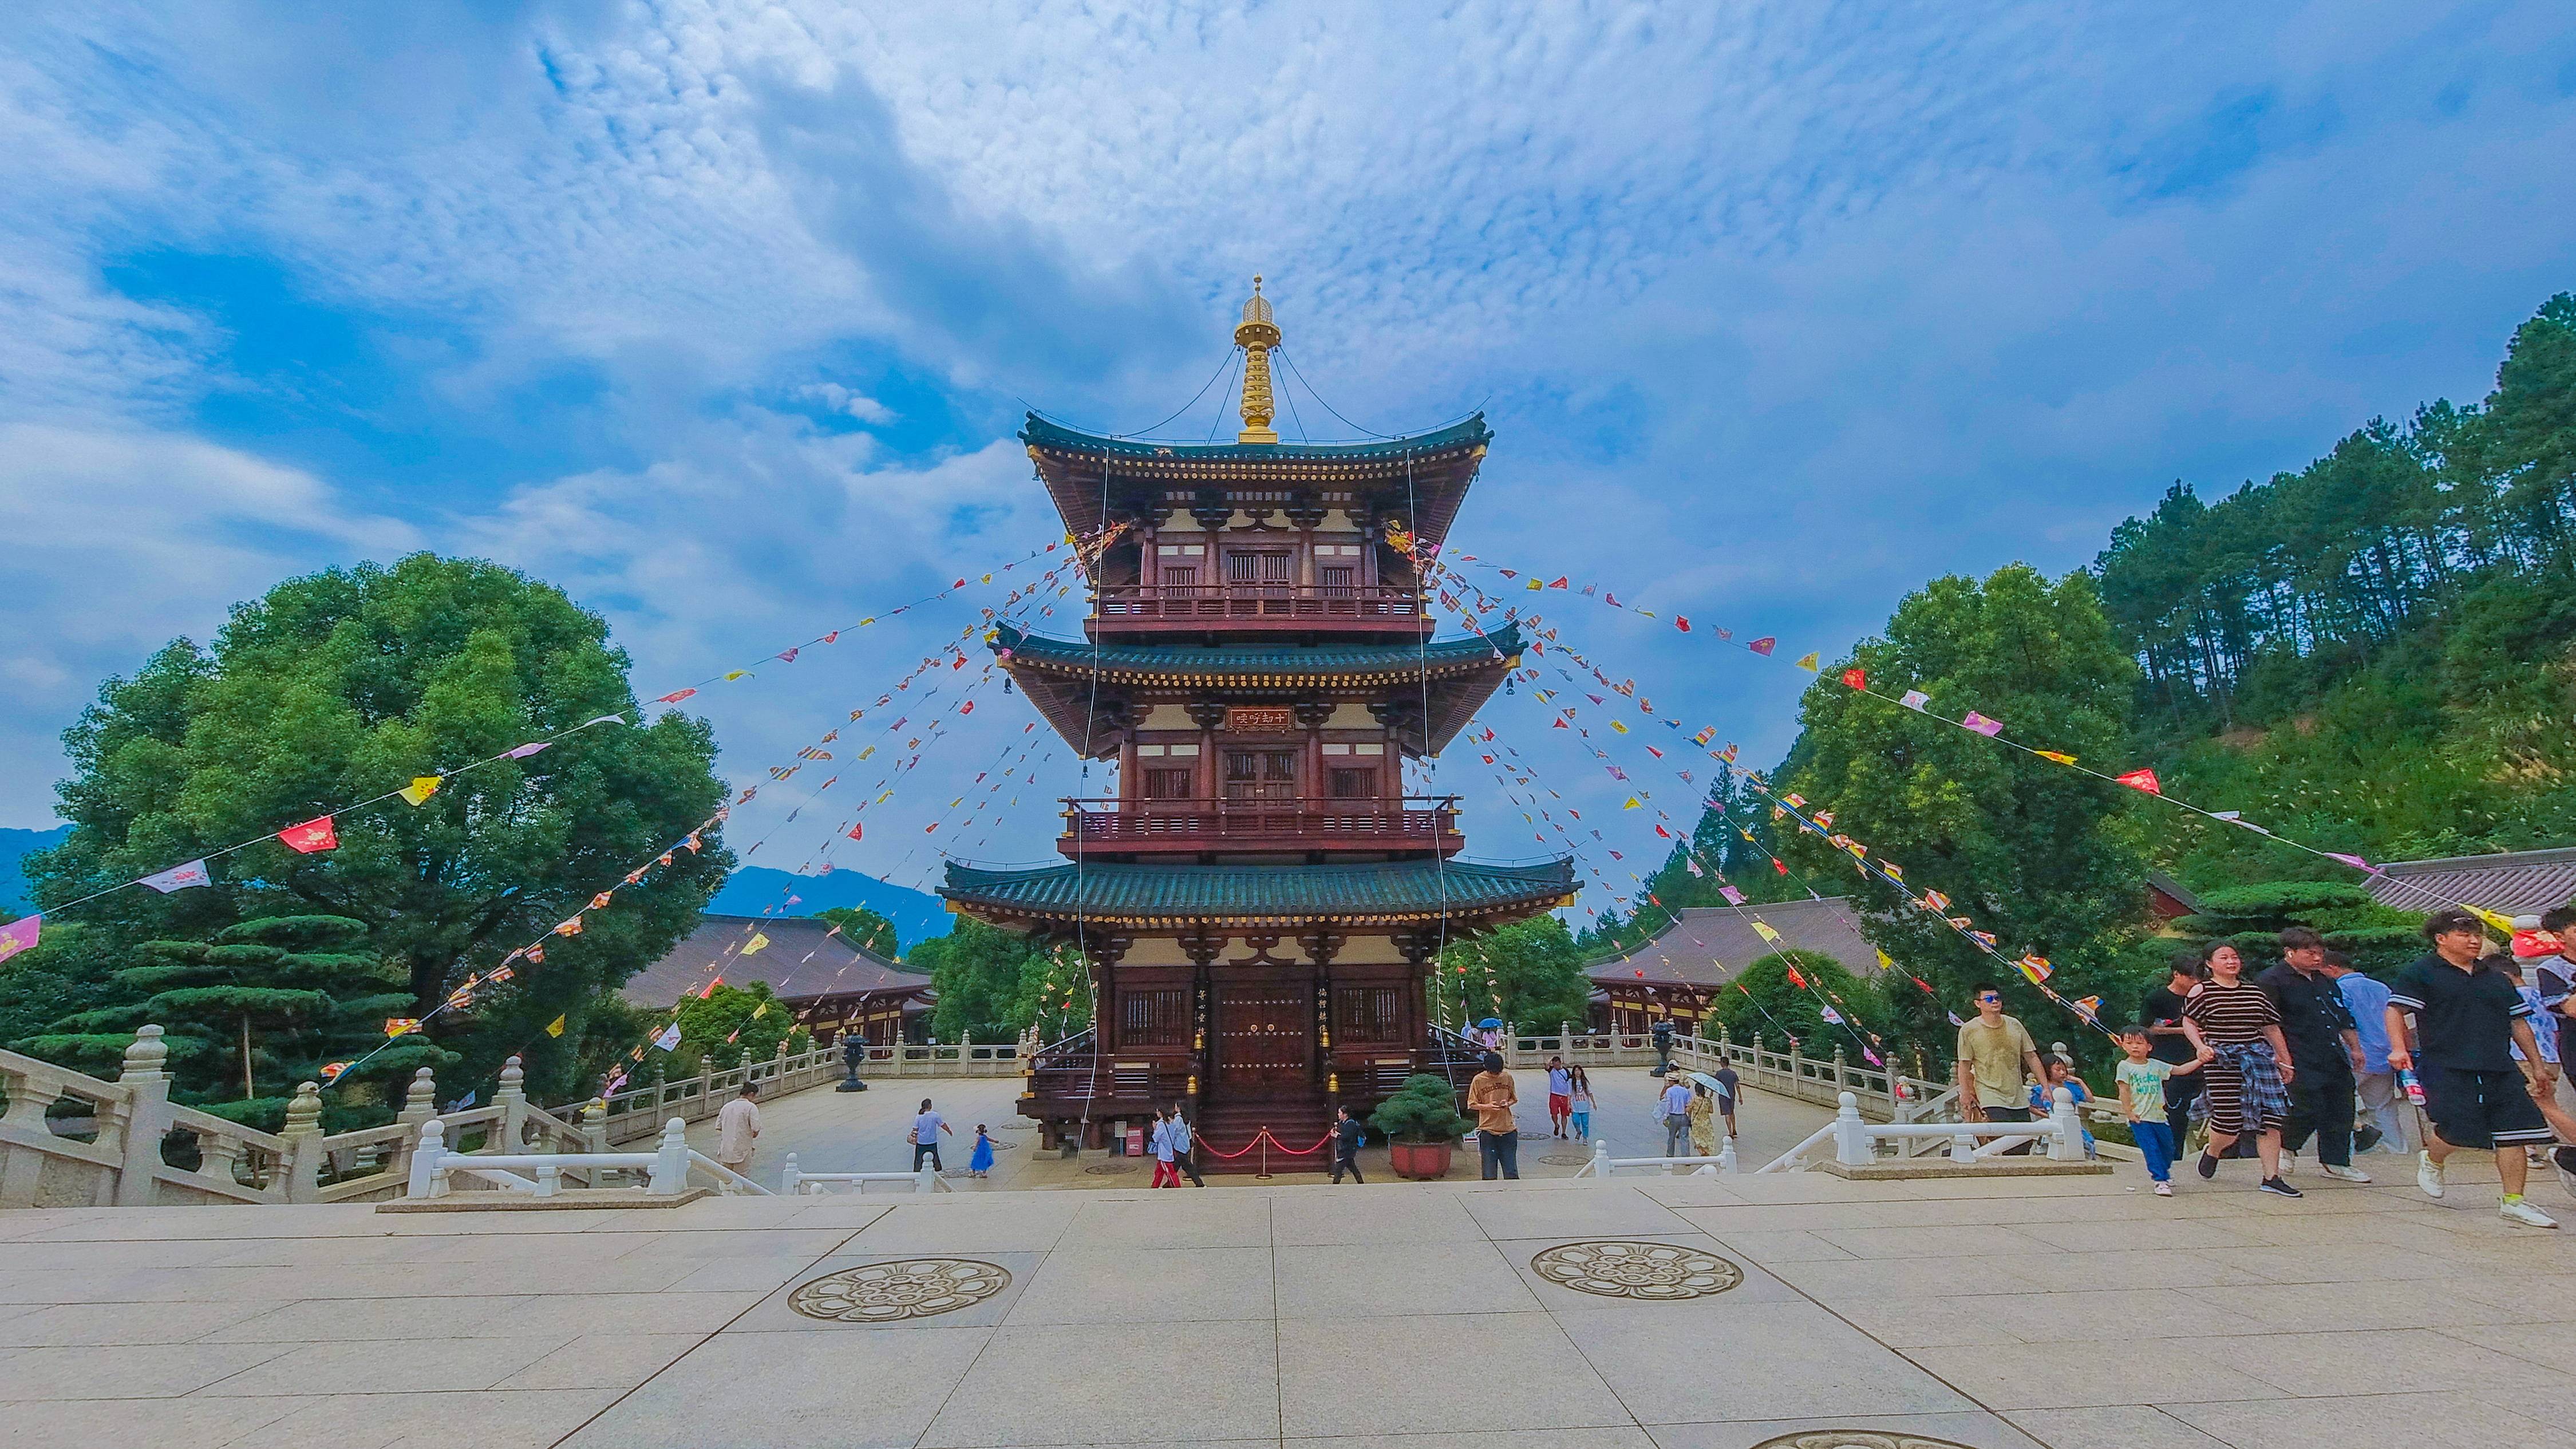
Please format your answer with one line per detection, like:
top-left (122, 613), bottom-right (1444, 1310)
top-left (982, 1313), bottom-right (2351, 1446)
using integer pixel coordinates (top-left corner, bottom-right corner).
top-left (2, 1117), bottom-right (2570, 1449)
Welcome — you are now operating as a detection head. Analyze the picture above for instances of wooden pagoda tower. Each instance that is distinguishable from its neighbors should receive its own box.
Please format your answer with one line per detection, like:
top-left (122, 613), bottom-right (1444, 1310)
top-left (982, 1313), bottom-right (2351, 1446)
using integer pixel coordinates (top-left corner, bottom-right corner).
top-left (941, 279), bottom-right (1575, 1168)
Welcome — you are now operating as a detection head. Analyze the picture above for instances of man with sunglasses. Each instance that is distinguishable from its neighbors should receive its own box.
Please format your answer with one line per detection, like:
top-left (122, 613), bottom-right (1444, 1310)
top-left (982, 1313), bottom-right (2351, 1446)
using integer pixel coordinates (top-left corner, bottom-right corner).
top-left (1958, 986), bottom-right (2047, 1155)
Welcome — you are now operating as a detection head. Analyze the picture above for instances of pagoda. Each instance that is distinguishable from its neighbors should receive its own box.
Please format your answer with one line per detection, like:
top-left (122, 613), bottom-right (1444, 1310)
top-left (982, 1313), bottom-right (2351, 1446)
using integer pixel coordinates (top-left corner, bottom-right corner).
top-left (941, 280), bottom-right (1575, 1167)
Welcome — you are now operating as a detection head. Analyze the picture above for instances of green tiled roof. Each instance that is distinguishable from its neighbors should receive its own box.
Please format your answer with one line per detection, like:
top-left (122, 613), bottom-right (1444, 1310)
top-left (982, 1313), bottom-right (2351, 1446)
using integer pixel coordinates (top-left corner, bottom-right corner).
top-left (993, 620), bottom-right (1521, 678)
top-left (1021, 412), bottom-right (1489, 463)
top-left (941, 858), bottom-right (1575, 925)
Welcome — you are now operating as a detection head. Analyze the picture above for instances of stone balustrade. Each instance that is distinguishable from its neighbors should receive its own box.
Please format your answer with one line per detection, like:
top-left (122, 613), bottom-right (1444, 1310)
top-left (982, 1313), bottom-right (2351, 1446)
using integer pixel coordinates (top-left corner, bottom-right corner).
top-left (0, 1022), bottom-right (1030, 1209)
top-left (1502, 1022), bottom-right (1965, 1131)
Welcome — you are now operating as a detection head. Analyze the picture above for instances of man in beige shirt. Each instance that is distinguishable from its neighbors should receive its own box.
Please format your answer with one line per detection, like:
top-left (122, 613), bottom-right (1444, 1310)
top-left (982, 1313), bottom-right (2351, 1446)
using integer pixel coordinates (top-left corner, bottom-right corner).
top-left (714, 1083), bottom-right (762, 1184)
top-left (1956, 988), bottom-right (2045, 1154)
top-left (1468, 1052), bottom-right (1520, 1180)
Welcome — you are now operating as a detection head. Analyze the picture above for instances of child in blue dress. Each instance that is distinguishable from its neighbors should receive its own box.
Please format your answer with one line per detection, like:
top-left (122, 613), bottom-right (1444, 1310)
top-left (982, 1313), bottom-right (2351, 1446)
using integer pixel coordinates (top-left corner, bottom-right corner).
top-left (968, 1124), bottom-right (996, 1178)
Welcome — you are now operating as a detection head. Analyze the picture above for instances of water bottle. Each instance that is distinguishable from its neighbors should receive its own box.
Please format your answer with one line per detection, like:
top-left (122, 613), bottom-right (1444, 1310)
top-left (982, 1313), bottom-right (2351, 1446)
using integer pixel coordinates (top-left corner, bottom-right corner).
top-left (2398, 1068), bottom-right (2425, 1105)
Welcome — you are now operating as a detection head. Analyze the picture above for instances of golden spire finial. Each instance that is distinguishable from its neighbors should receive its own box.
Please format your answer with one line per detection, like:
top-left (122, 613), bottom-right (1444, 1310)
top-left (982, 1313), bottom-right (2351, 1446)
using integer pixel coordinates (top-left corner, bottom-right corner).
top-left (1234, 275), bottom-right (1280, 445)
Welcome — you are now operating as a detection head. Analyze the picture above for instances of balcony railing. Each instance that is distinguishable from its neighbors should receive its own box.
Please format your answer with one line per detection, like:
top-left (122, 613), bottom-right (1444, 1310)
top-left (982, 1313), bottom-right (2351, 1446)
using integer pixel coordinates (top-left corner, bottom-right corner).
top-left (1060, 796), bottom-right (1460, 851)
top-left (1093, 582), bottom-right (1424, 624)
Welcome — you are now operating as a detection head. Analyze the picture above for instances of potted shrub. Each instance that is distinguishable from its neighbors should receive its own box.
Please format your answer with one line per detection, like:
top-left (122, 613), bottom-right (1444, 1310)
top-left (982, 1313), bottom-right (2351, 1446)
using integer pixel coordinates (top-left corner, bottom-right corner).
top-left (1370, 1073), bottom-right (1474, 1180)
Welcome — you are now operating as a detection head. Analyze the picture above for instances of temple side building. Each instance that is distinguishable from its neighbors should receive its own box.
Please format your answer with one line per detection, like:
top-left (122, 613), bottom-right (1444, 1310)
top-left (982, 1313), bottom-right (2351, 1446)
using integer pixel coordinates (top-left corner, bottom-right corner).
top-left (939, 281), bottom-right (1575, 1166)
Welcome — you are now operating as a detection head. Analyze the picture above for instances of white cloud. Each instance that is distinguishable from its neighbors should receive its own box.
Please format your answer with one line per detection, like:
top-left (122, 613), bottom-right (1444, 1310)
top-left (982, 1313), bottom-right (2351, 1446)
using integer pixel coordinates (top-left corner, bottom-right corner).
top-left (0, 424), bottom-right (418, 816)
top-left (4, 0), bottom-right (2574, 911)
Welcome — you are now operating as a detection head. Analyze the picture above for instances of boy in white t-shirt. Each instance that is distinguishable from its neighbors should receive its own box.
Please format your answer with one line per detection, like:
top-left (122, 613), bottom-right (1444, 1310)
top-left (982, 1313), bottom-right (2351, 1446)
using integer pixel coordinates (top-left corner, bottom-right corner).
top-left (2116, 1024), bottom-right (2203, 1196)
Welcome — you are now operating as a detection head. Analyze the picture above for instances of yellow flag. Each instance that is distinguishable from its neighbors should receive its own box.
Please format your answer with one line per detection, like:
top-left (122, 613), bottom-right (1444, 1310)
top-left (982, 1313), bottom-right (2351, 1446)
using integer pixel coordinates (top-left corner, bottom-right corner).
top-left (1794, 652), bottom-right (1819, 671)
top-left (1751, 921), bottom-right (1782, 943)
top-left (1526, 578), bottom-right (1543, 590)
top-left (2035, 751), bottom-right (2076, 765)
top-left (1610, 720), bottom-right (1629, 733)
top-left (544, 1014), bottom-right (567, 1038)
top-left (1622, 796), bottom-right (1641, 809)
top-left (2468, 906), bottom-right (2516, 934)
top-left (399, 776), bottom-right (442, 806)
top-left (1875, 949), bottom-right (1895, 970)
top-left (722, 670), bottom-right (750, 681)
top-left (742, 932), bottom-right (771, 955)
top-left (980, 573), bottom-right (993, 583)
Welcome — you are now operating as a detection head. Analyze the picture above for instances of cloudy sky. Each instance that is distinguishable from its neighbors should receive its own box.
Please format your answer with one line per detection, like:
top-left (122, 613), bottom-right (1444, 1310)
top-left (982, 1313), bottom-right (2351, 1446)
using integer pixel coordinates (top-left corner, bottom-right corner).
top-left (6, 3), bottom-right (2575, 910)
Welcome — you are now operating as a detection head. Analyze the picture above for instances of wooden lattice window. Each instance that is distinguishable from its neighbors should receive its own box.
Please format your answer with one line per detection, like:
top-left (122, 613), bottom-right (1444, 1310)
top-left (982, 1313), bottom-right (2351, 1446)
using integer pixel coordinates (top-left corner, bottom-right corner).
top-left (1334, 986), bottom-right (1404, 1044)
top-left (1144, 768), bottom-right (1195, 800)
top-left (1121, 988), bottom-right (1190, 1046)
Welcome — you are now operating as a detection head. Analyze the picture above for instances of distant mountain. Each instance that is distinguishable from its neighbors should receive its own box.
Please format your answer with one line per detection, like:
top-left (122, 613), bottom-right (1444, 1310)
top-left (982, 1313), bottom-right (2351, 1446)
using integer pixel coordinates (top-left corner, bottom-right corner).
top-left (708, 866), bottom-right (953, 954)
top-left (0, 826), bottom-right (71, 914)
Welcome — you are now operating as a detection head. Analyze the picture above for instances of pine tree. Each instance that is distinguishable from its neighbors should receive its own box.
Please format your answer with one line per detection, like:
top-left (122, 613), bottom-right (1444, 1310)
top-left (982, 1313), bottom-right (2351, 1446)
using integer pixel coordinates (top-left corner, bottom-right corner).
top-left (18, 914), bottom-right (442, 1127)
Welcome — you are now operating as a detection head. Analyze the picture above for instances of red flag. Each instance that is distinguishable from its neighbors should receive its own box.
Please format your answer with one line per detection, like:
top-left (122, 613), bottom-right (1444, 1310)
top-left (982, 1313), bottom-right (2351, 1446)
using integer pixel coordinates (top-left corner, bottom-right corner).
top-left (655, 688), bottom-right (698, 704)
top-left (1842, 668), bottom-right (1866, 690)
top-left (846, 823), bottom-right (863, 841)
top-left (1786, 966), bottom-right (1808, 988)
top-left (277, 816), bottom-right (338, 854)
top-left (1748, 638), bottom-right (1776, 656)
top-left (1547, 577), bottom-right (1568, 589)
top-left (2115, 768), bottom-right (2163, 795)
top-left (1773, 859), bottom-right (1788, 875)
top-left (1674, 617), bottom-right (1690, 632)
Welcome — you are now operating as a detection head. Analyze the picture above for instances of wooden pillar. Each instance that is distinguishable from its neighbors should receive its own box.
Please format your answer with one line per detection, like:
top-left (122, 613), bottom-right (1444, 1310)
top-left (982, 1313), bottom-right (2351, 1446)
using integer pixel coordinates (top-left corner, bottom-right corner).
top-left (1187, 701), bottom-right (1226, 804)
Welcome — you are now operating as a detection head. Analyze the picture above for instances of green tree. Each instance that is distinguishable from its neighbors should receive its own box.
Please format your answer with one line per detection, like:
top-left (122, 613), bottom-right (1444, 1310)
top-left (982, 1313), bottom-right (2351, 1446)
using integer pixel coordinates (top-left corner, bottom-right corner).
top-left (666, 981), bottom-right (811, 1072)
top-left (814, 905), bottom-right (900, 958)
top-left (25, 554), bottom-right (733, 1103)
top-left (1440, 916), bottom-right (1590, 1031)
top-left (1776, 564), bottom-right (2149, 1042)
top-left (2168, 882), bottom-right (2423, 978)
top-left (1710, 949), bottom-right (1890, 1053)
top-left (15, 915), bottom-right (441, 1127)
top-left (908, 918), bottom-right (1052, 1043)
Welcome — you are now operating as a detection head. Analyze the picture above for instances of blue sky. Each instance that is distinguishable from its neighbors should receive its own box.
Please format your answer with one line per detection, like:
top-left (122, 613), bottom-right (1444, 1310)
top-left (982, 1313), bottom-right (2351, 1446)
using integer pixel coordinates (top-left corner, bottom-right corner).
top-left (5, 3), bottom-right (2575, 913)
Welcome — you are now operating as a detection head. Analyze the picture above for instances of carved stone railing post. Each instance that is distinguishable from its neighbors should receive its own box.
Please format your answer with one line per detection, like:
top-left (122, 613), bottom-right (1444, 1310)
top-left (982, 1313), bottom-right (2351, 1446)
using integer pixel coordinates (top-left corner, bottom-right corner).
top-left (495, 1056), bottom-right (528, 1151)
top-left (1832, 1047), bottom-right (1849, 1097)
top-left (1788, 1038), bottom-right (1807, 1102)
top-left (581, 1098), bottom-right (615, 1187)
top-left (389, 1066), bottom-right (437, 1182)
top-left (279, 1081), bottom-right (326, 1203)
top-left (113, 1024), bottom-right (175, 1206)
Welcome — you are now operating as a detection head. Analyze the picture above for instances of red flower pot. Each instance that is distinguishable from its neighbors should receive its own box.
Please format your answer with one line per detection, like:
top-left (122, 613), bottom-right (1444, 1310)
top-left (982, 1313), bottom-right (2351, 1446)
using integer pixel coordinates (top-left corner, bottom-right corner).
top-left (1386, 1139), bottom-right (1456, 1180)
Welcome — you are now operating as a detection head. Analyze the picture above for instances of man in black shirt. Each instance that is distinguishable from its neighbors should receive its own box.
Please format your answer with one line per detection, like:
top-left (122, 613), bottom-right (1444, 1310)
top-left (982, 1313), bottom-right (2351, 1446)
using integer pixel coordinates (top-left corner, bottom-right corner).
top-left (2140, 953), bottom-right (2207, 1148)
top-left (2386, 909), bottom-right (2557, 1227)
top-left (2257, 926), bottom-right (2372, 1181)
top-left (1327, 1104), bottom-right (1366, 1184)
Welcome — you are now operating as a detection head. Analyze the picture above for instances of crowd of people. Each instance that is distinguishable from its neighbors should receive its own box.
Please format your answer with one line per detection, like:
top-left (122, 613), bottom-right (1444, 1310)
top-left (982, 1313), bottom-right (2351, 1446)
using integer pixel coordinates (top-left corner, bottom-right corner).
top-left (1967, 911), bottom-right (2576, 1225)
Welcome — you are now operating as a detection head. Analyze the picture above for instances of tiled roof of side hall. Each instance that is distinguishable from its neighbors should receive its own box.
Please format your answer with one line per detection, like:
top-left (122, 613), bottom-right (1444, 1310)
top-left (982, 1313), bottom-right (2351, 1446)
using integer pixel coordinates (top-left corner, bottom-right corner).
top-left (941, 857), bottom-right (1575, 925)
top-left (2360, 845), bottom-right (2576, 918)
top-left (1586, 897), bottom-right (1884, 990)
top-left (622, 915), bottom-right (930, 1009)
top-left (993, 620), bottom-right (1520, 677)
top-left (1020, 412), bottom-right (1490, 462)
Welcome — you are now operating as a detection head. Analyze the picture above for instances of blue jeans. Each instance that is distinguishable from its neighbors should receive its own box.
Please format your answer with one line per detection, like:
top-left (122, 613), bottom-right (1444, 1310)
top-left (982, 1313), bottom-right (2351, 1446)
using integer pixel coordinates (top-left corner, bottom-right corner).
top-left (1568, 1110), bottom-right (1590, 1140)
top-left (1479, 1129), bottom-right (1520, 1179)
top-left (2131, 1119), bottom-right (2176, 1183)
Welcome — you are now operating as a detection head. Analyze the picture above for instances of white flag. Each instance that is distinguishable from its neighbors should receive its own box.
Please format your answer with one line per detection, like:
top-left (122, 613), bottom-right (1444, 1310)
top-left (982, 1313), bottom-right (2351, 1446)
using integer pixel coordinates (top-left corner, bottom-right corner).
top-left (1899, 689), bottom-right (1930, 711)
top-left (140, 859), bottom-right (211, 893)
top-left (652, 1022), bottom-right (683, 1052)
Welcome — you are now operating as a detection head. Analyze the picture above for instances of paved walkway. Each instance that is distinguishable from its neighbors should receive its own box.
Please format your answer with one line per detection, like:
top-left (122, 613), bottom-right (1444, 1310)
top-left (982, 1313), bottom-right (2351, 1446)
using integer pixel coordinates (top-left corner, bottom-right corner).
top-left (694, 1067), bottom-right (1837, 1191)
top-left (2, 1145), bottom-right (2569, 1448)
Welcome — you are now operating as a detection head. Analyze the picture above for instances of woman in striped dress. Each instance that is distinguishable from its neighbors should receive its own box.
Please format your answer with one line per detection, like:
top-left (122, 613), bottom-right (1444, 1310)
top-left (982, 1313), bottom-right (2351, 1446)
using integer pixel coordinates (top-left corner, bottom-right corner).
top-left (2181, 941), bottom-right (2302, 1197)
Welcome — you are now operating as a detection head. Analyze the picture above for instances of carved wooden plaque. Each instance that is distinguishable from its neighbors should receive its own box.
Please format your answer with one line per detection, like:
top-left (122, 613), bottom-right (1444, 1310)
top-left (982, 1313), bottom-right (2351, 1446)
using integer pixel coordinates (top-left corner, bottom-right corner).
top-left (1224, 706), bottom-right (1295, 733)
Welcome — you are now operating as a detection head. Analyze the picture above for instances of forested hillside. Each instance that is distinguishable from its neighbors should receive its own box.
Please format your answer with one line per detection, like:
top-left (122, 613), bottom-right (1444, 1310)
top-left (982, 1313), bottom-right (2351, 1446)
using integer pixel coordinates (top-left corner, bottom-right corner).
top-left (1584, 290), bottom-right (2576, 967)
top-left (2101, 293), bottom-right (2576, 880)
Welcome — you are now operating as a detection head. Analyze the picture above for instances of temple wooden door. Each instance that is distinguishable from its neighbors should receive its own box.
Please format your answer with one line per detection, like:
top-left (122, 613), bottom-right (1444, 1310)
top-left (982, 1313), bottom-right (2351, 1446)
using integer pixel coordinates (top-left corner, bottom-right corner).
top-left (1212, 983), bottom-right (1310, 1092)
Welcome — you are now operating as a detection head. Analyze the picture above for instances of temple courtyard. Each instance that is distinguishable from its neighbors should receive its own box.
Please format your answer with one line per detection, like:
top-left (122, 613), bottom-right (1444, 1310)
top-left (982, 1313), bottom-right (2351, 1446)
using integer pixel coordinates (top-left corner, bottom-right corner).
top-left (3, 1072), bottom-right (2571, 1449)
